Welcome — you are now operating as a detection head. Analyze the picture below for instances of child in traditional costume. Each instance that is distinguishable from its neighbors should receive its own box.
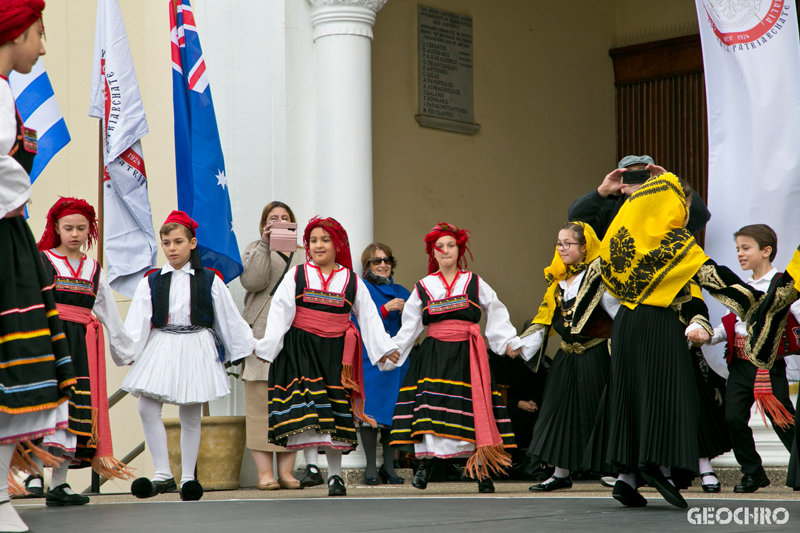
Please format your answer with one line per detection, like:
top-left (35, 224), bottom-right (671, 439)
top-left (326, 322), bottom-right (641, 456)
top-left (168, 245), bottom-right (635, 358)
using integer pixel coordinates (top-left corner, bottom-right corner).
top-left (707, 224), bottom-right (797, 493)
top-left (588, 173), bottom-right (760, 509)
top-left (1, 3), bottom-right (78, 530)
top-left (123, 211), bottom-right (256, 501)
top-left (24, 198), bottom-right (135, 505)
top-left (252, 217), bottom-right (400, 497)
top-left (389, 222), bottom-right (522, 494)
top-left (519, 222), bottom-right (619, 492)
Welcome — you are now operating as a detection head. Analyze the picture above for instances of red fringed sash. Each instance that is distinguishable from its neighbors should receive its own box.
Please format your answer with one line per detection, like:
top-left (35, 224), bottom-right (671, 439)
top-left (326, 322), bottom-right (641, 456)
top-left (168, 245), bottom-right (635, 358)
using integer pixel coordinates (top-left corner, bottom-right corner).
top-left (56, 304), bottom-right (133, 480)
top-left (291, 306), bottom-right (375, 427)
top-left (733, 333), bottom-right (794, 430)
top-left (426, 320), bottom-right (512, 480)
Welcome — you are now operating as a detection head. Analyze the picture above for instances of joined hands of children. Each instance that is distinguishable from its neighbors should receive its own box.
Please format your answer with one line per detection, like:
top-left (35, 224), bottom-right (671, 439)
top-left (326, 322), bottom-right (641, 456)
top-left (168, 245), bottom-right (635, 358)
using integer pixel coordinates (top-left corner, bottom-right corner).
top-left (506, 344), bottom-right (522, 358)
top-left (378, 351), bottom-right (401, 365)
top-left (687, 328), bottom-right (710, 345)
top-left (517, 400), bottom-right (538, 413)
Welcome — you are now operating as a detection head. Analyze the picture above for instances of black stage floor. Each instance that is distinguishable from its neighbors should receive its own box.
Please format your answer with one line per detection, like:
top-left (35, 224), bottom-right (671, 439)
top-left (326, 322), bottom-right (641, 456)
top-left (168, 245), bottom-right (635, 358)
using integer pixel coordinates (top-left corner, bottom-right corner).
top-left (16, 497), bottom-right (800, 532)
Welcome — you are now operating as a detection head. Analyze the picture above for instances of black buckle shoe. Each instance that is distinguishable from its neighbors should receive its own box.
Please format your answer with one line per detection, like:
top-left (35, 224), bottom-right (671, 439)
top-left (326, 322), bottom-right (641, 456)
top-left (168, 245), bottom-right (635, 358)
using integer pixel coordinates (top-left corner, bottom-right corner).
top-left (379, 464), bottom-right (404, 485)
top-left (612, 480), bottom-right (647, 507)
top-left (412, 459), bottom-right (434, 490)
top-left (478, 477), bottom-right (495, 493)
top-left (180, 480), bottom-right (204, 501)
top-left (131, 477), bottom-right (177, 499)
top-left (299, 464), bottom-right (325, 488)
top-left (21, 475), bottom-right (44, 498)
top-left (734, 471), bottom-right (770, 493)
top-left (529, 475), bottom-right (573, 492)
top-left (700, 471), bottom-right (721, 493)
top-left (641, 467), bottom-right (687, 509)
top-left (328, 475), bottom-right (347, 496)
top-left (45, 484), bottom-right (90, 507)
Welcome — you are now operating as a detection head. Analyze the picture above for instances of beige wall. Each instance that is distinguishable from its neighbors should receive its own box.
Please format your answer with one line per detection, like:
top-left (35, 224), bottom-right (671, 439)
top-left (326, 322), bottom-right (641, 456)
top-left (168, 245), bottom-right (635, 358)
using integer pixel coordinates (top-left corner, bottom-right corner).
top-left (371, 0), bottom-right (619, 331)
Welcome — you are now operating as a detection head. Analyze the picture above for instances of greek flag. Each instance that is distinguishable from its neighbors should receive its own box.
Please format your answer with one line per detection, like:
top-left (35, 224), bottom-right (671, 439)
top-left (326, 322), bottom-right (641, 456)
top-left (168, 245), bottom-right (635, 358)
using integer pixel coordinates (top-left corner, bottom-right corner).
top-left (8, 59), bottom-right (70, 182)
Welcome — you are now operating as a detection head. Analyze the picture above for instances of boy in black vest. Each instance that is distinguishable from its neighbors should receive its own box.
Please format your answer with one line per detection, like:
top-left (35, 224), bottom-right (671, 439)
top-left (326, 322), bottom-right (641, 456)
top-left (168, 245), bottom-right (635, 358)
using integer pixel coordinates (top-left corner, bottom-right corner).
top-left (708, 224), bottom-right (798, 492)
top-left (121, 211), bottom-right (255, 501)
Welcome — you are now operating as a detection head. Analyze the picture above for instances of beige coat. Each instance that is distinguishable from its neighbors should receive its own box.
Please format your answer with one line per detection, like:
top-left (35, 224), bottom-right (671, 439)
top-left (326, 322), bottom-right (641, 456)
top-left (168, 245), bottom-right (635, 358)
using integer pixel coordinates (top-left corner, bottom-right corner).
top-left (239, 239), bottom-right (304, 381)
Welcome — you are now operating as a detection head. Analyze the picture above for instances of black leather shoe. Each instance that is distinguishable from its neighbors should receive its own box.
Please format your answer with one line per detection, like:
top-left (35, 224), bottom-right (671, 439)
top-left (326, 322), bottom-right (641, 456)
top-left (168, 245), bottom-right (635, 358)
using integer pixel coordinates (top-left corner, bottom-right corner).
top-left (612, 480), bottom-right (647, 507)
top-left (734, 471), bottom-right (770, 493)
top-left (131, 477), bottom-right (177, 499)
top-left (529, 475), bottom-right (572, 492)
top-left (379, 464), bottom-right (404, 484)
top-left (21, 475), bottom-right (44, 498)
top-left (412, 459), bottom-right (434, 490)
top-left (641, 467), bottom-right (687, 509)
top-left (327, 475), bottom-right (347, 496)
top-left (700, 471), bottom-right (721, 493)
top-left (299, 464), bottom-right (325, 488)
top-left (45, 484), bottom-right (90, 507)
top-left (478, 477), bottom-right (495, 493)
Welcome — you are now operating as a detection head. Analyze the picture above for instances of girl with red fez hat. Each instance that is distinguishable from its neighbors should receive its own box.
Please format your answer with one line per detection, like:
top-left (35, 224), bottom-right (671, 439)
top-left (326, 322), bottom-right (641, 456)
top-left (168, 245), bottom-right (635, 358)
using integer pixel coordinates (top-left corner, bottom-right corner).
top-left (122, 211), bottom-right (256, 501)
top-left (252, 216), bottom-right (401, 497)
top-left (389, 222), bottom-right (523, 494)
top-left (1, 3), bottom-right (78, 532)
top-left (23, 198), bottom-right (136, 506)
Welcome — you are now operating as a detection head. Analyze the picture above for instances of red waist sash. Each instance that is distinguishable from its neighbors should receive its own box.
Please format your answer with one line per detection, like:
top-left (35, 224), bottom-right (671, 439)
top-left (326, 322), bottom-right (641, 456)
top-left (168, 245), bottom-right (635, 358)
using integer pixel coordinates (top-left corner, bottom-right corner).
top-left (291, 306), bottom-right (375, 426)
top-left (426, 319), bottom-right (511, 480)
top-left (56, 304), bottom-right (132, 479)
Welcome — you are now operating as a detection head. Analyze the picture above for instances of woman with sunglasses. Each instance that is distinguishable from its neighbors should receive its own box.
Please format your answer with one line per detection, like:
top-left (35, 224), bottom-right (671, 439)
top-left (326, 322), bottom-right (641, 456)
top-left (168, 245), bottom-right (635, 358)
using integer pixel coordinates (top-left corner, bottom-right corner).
top-left (517, 222), bottom-right (619, 492)
top-left (358, 243), bottom-right (411, 485)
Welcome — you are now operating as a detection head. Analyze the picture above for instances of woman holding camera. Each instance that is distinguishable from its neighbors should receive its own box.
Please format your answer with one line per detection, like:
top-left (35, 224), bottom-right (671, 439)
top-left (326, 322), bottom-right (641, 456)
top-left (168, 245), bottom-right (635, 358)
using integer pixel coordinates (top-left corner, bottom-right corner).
top-left (240, 201), bottom-right (304, 490)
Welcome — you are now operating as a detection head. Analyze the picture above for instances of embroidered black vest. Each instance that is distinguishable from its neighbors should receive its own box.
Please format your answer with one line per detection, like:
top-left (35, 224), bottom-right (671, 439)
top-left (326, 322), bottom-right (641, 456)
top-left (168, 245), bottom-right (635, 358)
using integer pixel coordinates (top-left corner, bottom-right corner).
top-left (11, 111), bottom-right (36, 175)
top-left (147, 268), bottom-right (216, 328)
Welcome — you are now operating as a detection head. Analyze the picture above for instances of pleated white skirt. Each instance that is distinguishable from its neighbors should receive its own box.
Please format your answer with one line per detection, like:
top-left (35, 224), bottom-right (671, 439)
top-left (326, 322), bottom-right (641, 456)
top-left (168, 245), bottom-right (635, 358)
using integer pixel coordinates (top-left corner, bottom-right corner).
top-left (122, 329), bottom-right (230, 405)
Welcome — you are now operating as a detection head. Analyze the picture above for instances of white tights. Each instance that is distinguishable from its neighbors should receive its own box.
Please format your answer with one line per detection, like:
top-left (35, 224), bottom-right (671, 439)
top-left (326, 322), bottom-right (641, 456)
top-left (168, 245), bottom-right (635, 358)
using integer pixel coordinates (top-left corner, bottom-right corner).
top-left (138, 396), bottom-right (202, 486)
top-left (302, 447), bottom-right (342, 478)
top-left (0, 443), bottom-right (28, 532)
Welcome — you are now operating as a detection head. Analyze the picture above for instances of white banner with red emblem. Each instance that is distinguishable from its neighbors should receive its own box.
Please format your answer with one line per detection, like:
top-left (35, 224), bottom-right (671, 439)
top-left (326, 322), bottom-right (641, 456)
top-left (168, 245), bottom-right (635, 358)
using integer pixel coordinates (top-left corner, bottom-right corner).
top-left (695, 0), bottom-right (800, 379)
top-left (90, 0), bottom-right (157, 297)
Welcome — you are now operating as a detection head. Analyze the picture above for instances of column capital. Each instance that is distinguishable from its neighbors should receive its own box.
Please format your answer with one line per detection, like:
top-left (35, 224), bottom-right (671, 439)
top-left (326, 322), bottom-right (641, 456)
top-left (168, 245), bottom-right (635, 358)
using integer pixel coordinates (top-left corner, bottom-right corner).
top-left (308, 0), bottom-right (388, 40)
top-left (308, 0), bottom-right (388, 13)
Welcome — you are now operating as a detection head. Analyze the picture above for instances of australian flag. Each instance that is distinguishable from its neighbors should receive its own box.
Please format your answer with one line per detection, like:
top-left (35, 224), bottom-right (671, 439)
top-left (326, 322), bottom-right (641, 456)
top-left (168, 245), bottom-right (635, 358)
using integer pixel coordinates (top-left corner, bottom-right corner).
top-left (170, 0), bottom-right (242, 282)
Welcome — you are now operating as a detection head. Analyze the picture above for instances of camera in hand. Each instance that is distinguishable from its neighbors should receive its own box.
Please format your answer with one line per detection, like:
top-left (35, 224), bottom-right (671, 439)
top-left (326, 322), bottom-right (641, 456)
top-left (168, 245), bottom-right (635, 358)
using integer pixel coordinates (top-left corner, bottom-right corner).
top-left (270, 222), bottom-right (298, 252)
top-left (622, 169), bottom-right (650, 185)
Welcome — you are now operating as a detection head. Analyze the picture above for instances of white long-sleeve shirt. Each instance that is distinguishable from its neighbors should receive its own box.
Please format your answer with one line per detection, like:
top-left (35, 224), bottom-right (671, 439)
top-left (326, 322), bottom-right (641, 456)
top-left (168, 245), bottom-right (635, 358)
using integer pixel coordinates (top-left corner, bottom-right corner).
top-left (125, 261), bottom-right (256, 362)
top-left (519, 270), bottom-right (621, 361)
top-left (254, 262), bottom-right (398, 366)
top-left (710, 268), bottom-right (800, 344)
top-left (44, 249), bottom-right (135, 366)
top-left (0, 81), bottom-right (31, 218)
top-left (390, 272), bottom-right (524, 368)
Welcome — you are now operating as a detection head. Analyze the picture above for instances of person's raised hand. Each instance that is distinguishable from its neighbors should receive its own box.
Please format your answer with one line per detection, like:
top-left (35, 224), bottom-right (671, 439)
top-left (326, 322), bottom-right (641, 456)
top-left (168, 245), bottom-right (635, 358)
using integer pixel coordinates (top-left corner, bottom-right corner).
top-left (597, 168), bottom-right (626, 197)
top-left (261, 226), bottom-right (272, 244)
top-left (646, 163), bottom-right (668, 177)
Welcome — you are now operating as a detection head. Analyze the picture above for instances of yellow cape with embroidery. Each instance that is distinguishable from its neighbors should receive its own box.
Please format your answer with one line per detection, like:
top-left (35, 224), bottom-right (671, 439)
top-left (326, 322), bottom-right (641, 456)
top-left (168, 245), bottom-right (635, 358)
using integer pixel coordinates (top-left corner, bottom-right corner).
top-left (532, 221), bottom-right (601, 328)
top-left (599, 173), bottom-right (709, 310)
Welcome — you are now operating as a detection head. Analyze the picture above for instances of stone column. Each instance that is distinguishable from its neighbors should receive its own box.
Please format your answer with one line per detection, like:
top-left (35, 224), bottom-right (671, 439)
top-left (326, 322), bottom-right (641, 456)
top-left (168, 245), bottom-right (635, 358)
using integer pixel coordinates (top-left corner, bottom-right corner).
top-left (308, 0), bottom-right (388, 268)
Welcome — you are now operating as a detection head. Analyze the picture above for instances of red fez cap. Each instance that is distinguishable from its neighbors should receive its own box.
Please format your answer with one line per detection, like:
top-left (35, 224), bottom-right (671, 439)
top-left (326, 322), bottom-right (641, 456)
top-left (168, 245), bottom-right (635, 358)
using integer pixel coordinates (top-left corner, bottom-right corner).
top-left (0, 0), bottom-right (46, 45)
top-left (163, 210), bottom-right (199, 233)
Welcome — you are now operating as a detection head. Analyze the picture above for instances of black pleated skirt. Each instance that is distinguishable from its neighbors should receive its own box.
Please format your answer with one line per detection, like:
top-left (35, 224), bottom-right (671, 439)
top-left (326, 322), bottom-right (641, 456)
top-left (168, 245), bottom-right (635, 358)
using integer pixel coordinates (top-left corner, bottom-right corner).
top-left (589, 304), bottom-right (700, 473)
top-left (528, 342), bottom-right (610, 471)
top-left (692, 347), bottom-right (731, 459)
top-left (787, 393), bottom-right (800, 489)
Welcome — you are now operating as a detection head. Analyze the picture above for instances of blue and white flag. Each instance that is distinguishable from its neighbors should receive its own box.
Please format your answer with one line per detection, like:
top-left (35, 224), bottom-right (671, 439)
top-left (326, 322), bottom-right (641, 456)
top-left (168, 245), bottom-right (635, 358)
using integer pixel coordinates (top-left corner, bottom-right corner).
top-left (170, 0), bottom-right (242, 282)
top-left (8, 59), bottom-right (70, 182)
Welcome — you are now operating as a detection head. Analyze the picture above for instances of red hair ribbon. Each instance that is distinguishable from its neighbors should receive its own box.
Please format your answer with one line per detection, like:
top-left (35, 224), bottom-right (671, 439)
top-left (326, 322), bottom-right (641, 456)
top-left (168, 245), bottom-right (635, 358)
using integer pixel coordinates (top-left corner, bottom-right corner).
top-left (423, 222), bottom-right (473, 275)
top-left (303, 216), bottom-right (353, 271)
top-left (37, 197), bottom-right (98, 251)
top-left (0, 0), bottom-right (45, 45)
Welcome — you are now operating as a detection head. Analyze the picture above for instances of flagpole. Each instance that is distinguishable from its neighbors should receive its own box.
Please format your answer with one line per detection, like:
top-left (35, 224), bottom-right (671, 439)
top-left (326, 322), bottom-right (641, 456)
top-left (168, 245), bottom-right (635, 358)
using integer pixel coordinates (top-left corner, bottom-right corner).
top-left (97, 119), bottom-right (104, 268)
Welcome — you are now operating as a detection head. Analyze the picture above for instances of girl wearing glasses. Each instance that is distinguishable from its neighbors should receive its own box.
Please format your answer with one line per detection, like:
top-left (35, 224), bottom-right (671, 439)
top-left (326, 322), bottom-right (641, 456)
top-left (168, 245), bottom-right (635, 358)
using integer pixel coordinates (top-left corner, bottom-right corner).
top-left (518, 222), bottom-right (620, 492)
top-left (357, 243), bottom-right (411, 485)
top-left (389, 223), bottom-right (523, 494)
